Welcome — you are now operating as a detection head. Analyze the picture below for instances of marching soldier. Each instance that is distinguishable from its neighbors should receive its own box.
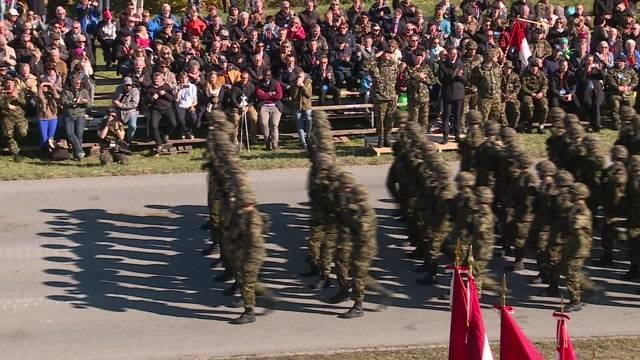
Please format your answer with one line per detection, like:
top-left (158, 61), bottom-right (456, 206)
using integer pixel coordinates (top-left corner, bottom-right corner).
top-left (501, 60), bottom-right (521, 128)
top-left (606, 55), bottom-right (639, 130)
top-left (624, 155), bottom-right (640, 281)
top-left (469, 186), bottom-right (496, 295)
top-left (520, 60), bottom-right (549, 133)
top-left (458, 110), bottom-right (485, 172)
top-left (530, 160), bottom-right (558, 284)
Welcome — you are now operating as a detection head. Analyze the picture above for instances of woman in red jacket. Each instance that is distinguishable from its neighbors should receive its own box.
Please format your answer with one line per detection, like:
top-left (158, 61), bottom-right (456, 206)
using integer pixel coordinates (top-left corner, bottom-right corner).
top-left (286, 16), bottom-right (307, 41)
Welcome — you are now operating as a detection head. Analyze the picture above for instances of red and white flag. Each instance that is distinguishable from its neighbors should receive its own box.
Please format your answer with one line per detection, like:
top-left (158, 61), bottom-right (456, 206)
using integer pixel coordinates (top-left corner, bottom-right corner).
top-left (553, 312), bottom-right (577, 360)
top-left (448, 267), bottom-right (470, 360)
top-left (495, 305), bottom-right (544, 360)
top-left (509, 19), bottom-right (532, 67)
top-left (467, 276), bottom-right (494, 360)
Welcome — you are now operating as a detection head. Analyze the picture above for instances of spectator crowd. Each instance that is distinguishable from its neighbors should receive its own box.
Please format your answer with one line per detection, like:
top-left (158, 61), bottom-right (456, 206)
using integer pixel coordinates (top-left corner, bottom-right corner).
top-left (1, 0), bottom-right (640, 161)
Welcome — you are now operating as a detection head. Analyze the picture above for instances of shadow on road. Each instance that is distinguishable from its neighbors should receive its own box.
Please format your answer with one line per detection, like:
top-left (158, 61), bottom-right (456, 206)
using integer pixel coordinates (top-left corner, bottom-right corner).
top-left (39, 200), bottom-right (640, 321)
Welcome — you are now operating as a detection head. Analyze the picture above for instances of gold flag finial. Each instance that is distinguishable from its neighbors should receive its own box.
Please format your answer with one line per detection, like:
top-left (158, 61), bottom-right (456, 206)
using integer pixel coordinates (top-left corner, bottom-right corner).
top-left (560, 294), bottom-right (565, 314)
top-left (501, 273), bottom-right (508, 307)
top-left (467, 245), bottom-right (475, 277)
top-left (454, 239), bottom-right (462, 267)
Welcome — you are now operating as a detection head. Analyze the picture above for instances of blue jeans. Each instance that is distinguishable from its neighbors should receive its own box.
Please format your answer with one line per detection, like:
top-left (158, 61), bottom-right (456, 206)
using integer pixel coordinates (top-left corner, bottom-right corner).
top-left (64, 115), bottom-right (86, 158)
top-left (38, 118), bottom-right (58, 148)
top-left (123, 112), bottom-right (138, 141)
top-left (295, 109), bottom-right (312, 147)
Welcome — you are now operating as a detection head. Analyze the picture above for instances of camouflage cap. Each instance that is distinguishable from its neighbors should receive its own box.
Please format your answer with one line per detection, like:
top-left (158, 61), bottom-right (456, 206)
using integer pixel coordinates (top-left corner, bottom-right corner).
top-left (535, 160), bottom-right (557, 176)
top-left (629, 155), bottom-right (640, 171)
top-left (612, 164), bottom-right (629, 184)
top-left (475, 186), bottom-right (494, 204)
top-left (632, 114), bottom-right (640, 131)
top-left (582, 134), bottom-right (602, 150)
top-left (611, 145), bottom-right (629, 160)
top-left (500, 126), bottom-right (517, 140)
top-left (570, 182), bottom-right (590, 200)
top-left (422, 141), bottom-right (439, 153)
top-left (484, 120), bottom-right (500, 136)
top-left (549, 107), bottom-right (566, 122)
top-left (455, 171), bottom-right (476, 186)
top-left (466, 110), bottom-right (483, 125)
top-left (517, 153), bottom-right (533, 169)
top-left (351, 184), bottom-right (369, 203)
top-left (555, 170), bottom-right (575, 187)
top-left (337, 170), bottom-right (357, 187)
top-left (433, 162), bottom-right (451, 179)
top-left (393, 110), bottom-right (410, 124)
top-left (503, 60), bottom-right (513, 69)
top-left (468, 127), bottom-right (485, 147)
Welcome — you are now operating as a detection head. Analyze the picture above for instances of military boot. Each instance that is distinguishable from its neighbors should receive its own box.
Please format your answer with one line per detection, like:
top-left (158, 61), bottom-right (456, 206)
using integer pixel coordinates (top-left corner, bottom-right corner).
top-left (327, 289), bottom-right (350, 304)
top-left (377, 136), bottom-right (383, 148)
top-left (594, 254), bottom-right (613, 266)
top-left (229, 296), bottom-right (244, 308)
top-left (564, 301), bottom-right (583, 313)
top-left (201, 242), bottom-right (220, 255)
top-left (309, 277), bottom-right (331, 290)
top-left (214, 268), bottom-right (234, 282)
top-left (13, 153), bottom-right (23, 162)
top-left (298, 264), bottom-right (320, 277)
top-left (504, 260), bottom-right (524, 272)
top-left (230, 308), bottom-right (256, 324)
top-left (530, 272), bottom-right (549, 285)
top-left (621, 266), bottom-right (639, 281)
top-left (223, 281), bottom-right (238, 296)
top-left (538, 285), bottom-right (560, 297)
top-left (339, 300), bottom-right (364, 318)
top-left (259, 290), bottom-right (277, 315)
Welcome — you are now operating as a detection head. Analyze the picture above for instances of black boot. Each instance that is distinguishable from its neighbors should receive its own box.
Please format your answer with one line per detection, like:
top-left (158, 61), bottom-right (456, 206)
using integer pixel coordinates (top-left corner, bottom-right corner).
top-left (229, 296), bottom-right (244, 308)
top-left (594, 254), bottom-right (613, 266)
top-left (377, 286), bottom-right (392, 310)
top-left (416, 273), bottom-right (437, 285)
top-left (383, 133), bottom-right (391, 147)
top-left (214, 269), bottom-right (234, 282)
top-left (504, 260), bottom-right (524, 272)
top-left (201, 242), bottom-right (220, 255)
top-left (339, 301), bottom-right (364, 318)
top-left (309, 277), bottom-right (331, 290)
top-left (13, 152), bottom-right (24, 162)
top-left (621, 266), bottom-right (639, 280)
top-left (530, 272), bottom-right (549, 285)
top-left (230, 308), bottom-right (256, 324)
top-left (298, 264), bottom-right (320, 277)
top-left (327, 289), bottom-right (350, 304)
top-left (223, 282), bottom-right (238, 296)
top-left (539, 285), bottom-right (560, 297)
top-left (259, 290), bottom-right (277, 315)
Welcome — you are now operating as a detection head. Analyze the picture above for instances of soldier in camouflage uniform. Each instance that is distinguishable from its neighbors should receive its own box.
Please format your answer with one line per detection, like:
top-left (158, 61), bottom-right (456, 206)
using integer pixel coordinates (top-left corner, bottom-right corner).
top-left (606, 55), bottom-right (639, 130)
top-left (624, 155), bottom-right (640, 280)
top-left (596, 145), bottom-right (629, 266)
top-left (473, 120), bottom-right (503, 188)
top-left (366, 47), bottom-right (403, 147)
top-left (580, 134), bottom-right (607, 223)
top-left (462, 40), bottom-right (483, 127)
top-left (501, 60), bottom-right (521, 128)
top-left (542, 170), bottom-right (575, 297)
top-left (615, 109), bottom-right (640, 156)
top-left (0, 77), bottom-right (28, 162)
top-left (446, 171), bottom-right (476, 258)
top-left (405, 51), bottom-right (436, 130)
top-left (546, 108), bottom-right (570, 169)
top-left (562, 182), bottom-right (593, 312)
top-left (520, 61), bottom-right (549, 133)
top-left (473, 48), bottom-right (503, 123)
top-left (387, 112), bottom-right (410, 203)
top-left (468, 186), bottom-right (496, 295)
top-left (458, 110), bottom-right (485, 172)
top-left (530, 28), bottom-right (552, 60)
top-left (530, 160), bottom-right (558, 284)
top-left (505, 153), bottom-right (537, 271)
top-left (202, 122), bottom-right (223, 257)
top-left (417, 162), bottom-right (454, 285)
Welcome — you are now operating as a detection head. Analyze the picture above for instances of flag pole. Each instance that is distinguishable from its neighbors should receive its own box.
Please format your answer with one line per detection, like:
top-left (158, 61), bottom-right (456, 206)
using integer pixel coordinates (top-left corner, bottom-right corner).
top-left (501, 274), bottom-right (507, 308)
top-left (467, 244), bottom-right (475, 278)
top-left (454, 239), bottom-right (462, 267)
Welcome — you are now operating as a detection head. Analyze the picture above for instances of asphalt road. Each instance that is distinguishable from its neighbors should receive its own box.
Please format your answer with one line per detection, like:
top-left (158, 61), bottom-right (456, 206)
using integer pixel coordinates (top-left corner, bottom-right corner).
top-left (1, 165), bottom-right (640, 360)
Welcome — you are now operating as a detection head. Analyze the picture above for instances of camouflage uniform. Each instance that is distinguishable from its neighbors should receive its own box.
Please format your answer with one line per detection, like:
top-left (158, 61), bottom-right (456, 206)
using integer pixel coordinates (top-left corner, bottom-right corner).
top-left (473, 121), bottom-right (503, 188)
top-left (530, 160), bottom-right (558, 283)
top-left (366, 55), bottom-right (402, 146)
top-left (530, 37), bottom-right (552, 61)
top-left (625, 155), bottom-right (640, 280)
top-left (462, 41), bottom-right (483, 126)
top-left (473, 52), bottom-right (503, 123)
top-left (448, 171), bottom-right (476, 256)
top-left (468, 186), bottom-right (496, 295)
top-left (0, 88), bottom-right (28, 158)
top-left (546, 108), bottom-right (570, 169)
top-left (501, 60), bottom-right (521, 128)
top-left (520, 64), bottom-right (549, 132)
top-left (597, 146), bottom-right (629, 265)
top-left (505, 154), bottom-right (537, 270)
top-left (405, 63), bottom-right (436, 130)
top-left (458, 110), bottom-right (484, 172)
top-left (606, 65), bottom-right (639, 130)
top-left (563, 183), bottom-right (593, 311)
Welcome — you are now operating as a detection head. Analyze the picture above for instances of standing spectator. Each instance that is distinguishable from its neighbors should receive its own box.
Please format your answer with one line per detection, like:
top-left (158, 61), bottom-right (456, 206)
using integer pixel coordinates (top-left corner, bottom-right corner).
top-left (97, 9), bottom-right (117, 69)
top-left (75, 0), bottom-right (100, 57)
top-left (145, 72), bottom-right (177, 151)
top-left (439, 46), bottom-right (465, 144)
top-left (61, 77), bottom-right (91, 161)
top-left (255, 69), bottom-right (284, 150)
top-left (0, 77), bottom-right (28, 162)
top-left (228, 71), bottom-right (258, 145)
top-left (577, 54), bottom-right (605, 131)
top-left (0, 35), bottom-right (16, 67)
top-left (35, 81), bottom-right (60, 152)
top-left (174, 71), bottom-right (199, 139)
top-left (289, 69), bottom-right (313, 150)
top-left (113, 77), bottom-right (140, 141)
top-left (275, 1), bottom-right (294, 28)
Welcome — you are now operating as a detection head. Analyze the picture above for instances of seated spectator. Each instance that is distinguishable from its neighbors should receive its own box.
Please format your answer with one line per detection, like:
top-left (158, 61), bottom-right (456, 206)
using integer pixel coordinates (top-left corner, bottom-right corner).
top-left (97, 109), bottom-right (130, 165)
top-left (61, 77), bottom-right (91, 161)
top-left (135, 25), bottom-right (153, 51)
top-left (287, 17), bottom-right (306, 41)
top-left (312, 54), bottom-right (341, 105)
top-left (115, 30), bottom-right (134, 75)
top-left (622, 39), bottom-right (640, 71)
top-left (113, 77), bottom-right (140, 141)
top-left (0, 35), bottom-right (17, 68)
top-left (97, 10), bottom-right (117, 69)
top-left (549, 58), bottom-right (579, 113)
top-left (145, 71), bottom-right (177, 151)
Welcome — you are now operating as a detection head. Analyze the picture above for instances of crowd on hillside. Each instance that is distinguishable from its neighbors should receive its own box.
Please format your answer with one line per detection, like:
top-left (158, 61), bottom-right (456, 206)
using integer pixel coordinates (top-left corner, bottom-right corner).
top-left (1, 0), bottom-right (640, 161)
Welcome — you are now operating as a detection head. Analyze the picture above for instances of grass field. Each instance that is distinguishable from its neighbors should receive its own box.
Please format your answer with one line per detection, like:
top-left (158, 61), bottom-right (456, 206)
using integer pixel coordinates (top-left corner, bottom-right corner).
top-left (218, 336), bottom-right (640, 360)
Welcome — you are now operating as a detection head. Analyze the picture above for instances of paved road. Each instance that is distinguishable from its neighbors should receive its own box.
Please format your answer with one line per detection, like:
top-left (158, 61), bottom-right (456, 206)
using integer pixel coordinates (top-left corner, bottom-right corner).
top-left (1, 165), bottom-right (639, 360)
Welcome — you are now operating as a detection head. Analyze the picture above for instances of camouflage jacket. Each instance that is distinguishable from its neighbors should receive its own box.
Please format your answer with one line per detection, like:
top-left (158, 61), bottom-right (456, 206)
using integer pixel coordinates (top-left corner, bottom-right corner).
top-left (501, 72), bottom-right (521, 102)
top-left (514, 171), bottom-right (538, 222)
top-left (521, 71), bottom-right (548, 97)
top-left (600, 162), bottom-right (628, 218)
top-left (366, 57), bottom-right (402, 101)
top-left (530, 39), bottom-right (552, 60)
top-left (472, 203), bottom-right (495, 261)
top-left (0, 91), bottom-right (26, 119)
top-left (566, 202), bottom-right (593, 258)
top-left (405, 64), bottom-right (436, 103)
top-left (605, 67), bottom-right (639, 96)
top-left (473, 63), bottom-right (502, 100)
top-left (462, 54), bottom-right (483, 93)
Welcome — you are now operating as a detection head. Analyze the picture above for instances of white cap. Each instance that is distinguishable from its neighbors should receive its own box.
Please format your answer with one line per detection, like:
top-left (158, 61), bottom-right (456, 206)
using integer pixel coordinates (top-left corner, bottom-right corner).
top-left (8, 8), bottom-right (19, 16)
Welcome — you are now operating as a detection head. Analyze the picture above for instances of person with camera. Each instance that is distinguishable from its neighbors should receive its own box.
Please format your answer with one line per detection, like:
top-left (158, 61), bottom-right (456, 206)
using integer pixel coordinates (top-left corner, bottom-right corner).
top-left (97, 108), bottom-right (130, 165)
top-left (35, 81), bottom-right (60, 153)
top-left (228, 71), bottom-right (258, 146)
top-left (289, 69), bottom-right (313, 151)
top-left (175, 71), bottom-right (198, 139)
top-left (61, 76), bottom-right (91, 161)
top-left (113, 77), bottom-right (140, 141)
top-left (0, 77), bottom-right (28, 162)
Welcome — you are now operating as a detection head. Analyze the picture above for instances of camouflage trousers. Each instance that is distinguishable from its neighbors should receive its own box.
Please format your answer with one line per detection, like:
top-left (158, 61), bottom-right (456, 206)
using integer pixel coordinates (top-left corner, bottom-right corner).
top-left (0, 116), bottom-right (28, 154)
top-left (233, 215), bottom-right (267, 309)
top-left (507, 219), bottom-right (532, 261)
top-left (628, 227), bottom-right (640, 271)
top-left (501, 99), bottom-right (520, 129)
top-left (521, 96), bottom-right (549, 132)
top-left (565, 257), bottom-right (586, 303)
top-left (602, 218), bottom-right (626, 259)
top-left (478, 97), bottom-right (502, 124)
top-left (374, 100), bottom-right (396, 136)
top-left (423, 227), bottom-right (450, 274)
top-left (408, 100), bottom-right (429, 130)
top-left (320, 229), bottom-right (345, 281)
top-left (609, 94), bottom-right (634, 129)
top-left (532, 227), bottom-right (551, 277)
top-left (308, 221), bottom-right (336, 268)
top-left (462, 92), bottom-right (478, 129)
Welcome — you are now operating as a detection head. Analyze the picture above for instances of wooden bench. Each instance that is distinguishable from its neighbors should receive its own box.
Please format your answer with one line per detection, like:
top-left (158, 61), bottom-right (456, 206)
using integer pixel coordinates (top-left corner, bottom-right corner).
top-left (311, 103), bottom-right (374, 127)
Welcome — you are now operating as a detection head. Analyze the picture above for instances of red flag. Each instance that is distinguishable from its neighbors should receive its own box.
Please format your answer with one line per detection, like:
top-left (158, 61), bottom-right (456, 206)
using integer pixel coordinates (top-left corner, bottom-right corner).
top-left (448, 268), bottom-right (470, 360)
top-left (496, 306), bottom-right (544, 360)
top-left (554, 312), bottom-right (577, 360)
top-left (508, 19), bottom-right (532, 66)
top-left (467, 276), bottom-right (494, 360)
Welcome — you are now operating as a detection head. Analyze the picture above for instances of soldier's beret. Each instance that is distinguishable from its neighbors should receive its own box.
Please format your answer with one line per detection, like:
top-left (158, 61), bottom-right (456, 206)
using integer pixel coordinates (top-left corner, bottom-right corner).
top-left (455, 171), bottom-right (476, 186)
top-left (536, 160), bottom-right (557, 176)
top-left (570, 182), bottom-right (590, 199)
top-left (484, 120), bottom-right (500, 136)
top-left (500, 126), bottom-right (517, 140)
top-left (611, 145), bottom-right (629, 160)
top-left (555, 170), bottom-right (575, 187)
top-left (474, 186), bottom-right (494, 204)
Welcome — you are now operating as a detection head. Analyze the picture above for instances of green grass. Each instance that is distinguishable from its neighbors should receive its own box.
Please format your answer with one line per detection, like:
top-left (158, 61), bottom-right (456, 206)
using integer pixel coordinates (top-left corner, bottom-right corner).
top-left (217, 336), bottom-right (640, 360)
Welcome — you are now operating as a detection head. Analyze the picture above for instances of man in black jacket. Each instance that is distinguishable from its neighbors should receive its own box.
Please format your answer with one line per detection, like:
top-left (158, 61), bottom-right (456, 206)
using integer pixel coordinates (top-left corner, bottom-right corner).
top-left (439, 47), bottom-right (466, 144)
top-left (549, 58), bottom-right (579, 113)
top-left (145, 72), bottom-right (176, 151)
top-left (228, 71), bottom-right (259, 145)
